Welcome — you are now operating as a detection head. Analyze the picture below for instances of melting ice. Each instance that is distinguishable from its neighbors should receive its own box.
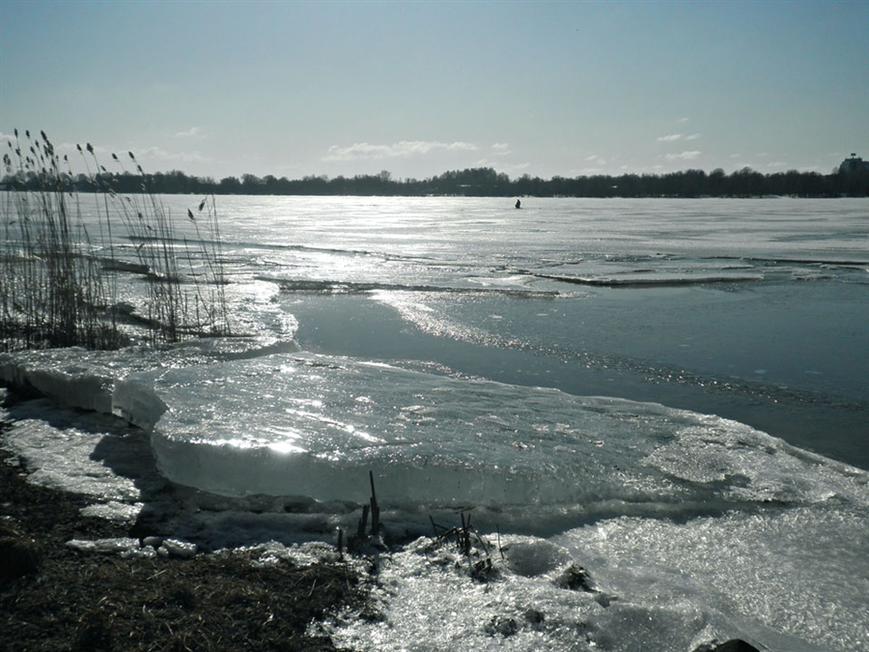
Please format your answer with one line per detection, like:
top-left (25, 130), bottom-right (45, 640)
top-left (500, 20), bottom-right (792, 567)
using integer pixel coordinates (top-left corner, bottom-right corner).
top-left (111, 352), bottom-right (867, 517)
top-left (2, 196), bottom-right (869, 651)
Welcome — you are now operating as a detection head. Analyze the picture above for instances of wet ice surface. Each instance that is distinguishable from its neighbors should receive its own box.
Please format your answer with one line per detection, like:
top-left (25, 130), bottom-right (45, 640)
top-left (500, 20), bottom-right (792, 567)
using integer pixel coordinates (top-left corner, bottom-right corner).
top-left (0, 394), bottom-right (154, 522)
top-left (0, 335), bottom-right (297, 423)
top-left (557, 507), bottom-right (869, 651)
top-left (116, 352), bottom-right (868, 514)
top-left (297, 278), bottom-right (869, 469)
top-left (2, 402), bottom-right (141, 501)
top-left (328, 505), bottom-right (868, 652)
top-left (2, 196), bottom-right (869, 651)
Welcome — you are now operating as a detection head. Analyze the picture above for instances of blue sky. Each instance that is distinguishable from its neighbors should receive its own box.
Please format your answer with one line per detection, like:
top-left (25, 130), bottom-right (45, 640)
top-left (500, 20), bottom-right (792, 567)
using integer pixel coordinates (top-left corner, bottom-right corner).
top-left (2, 1), bottom-right (868, 180)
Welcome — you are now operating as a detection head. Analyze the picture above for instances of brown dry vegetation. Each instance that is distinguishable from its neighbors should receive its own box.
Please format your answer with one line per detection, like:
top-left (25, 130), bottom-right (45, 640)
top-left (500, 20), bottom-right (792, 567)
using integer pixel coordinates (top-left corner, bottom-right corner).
top-left (0, 440), bottom-right (365, 651)
top-left (2, 130), bottom-right (230, 352)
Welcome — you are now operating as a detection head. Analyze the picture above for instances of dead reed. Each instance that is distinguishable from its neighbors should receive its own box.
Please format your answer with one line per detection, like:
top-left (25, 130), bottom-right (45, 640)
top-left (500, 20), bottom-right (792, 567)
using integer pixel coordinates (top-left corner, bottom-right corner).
top-left (1, 129), bottom-right (230, 351)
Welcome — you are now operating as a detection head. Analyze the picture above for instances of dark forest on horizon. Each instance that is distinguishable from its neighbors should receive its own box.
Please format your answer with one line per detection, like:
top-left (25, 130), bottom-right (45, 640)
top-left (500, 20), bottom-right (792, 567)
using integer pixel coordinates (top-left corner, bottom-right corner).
top-left (3, 165), bottom-right (868, 198)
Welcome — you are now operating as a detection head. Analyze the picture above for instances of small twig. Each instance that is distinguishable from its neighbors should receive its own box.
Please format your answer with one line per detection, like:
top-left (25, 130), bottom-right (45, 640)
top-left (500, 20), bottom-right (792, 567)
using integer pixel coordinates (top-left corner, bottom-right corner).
top-left (369, 470), bottom-right (380, 536)
top-left (429, 516), bottom-right (448, 534)
top-left (496, 524), bottom-right (505, 560)
top-left (472, 531), bottom-right (491, 556)
top-left (459, 512), bottom-right (471, 557)
top-left (357, 504), bottom-right (369, 539)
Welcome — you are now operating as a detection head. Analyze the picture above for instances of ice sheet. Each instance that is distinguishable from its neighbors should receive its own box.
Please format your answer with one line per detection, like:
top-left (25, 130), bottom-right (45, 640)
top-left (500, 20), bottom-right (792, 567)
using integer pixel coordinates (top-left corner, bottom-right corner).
top-left (0, 336), bottom-right (297, 422)
top-left (325, 526), bottom-right (845, 652)
top-left (1, 398), bottom-right (150, 509)
top-left (556, 505), bottom-right (869, 651)
top-left (118, 353), bottom-right (868, 514)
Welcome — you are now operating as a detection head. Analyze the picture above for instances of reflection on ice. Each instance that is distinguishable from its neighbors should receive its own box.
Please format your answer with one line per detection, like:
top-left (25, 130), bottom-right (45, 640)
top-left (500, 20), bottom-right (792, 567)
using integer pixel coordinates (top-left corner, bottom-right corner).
top-left (0, 335), bottom-right (298, 426)
top-left (327, 513), bottom-right (864, 652)
top-left (114, 352), bottom-right (869, 517)
top-left (556, 505), bottom-right (869, 651)
top-left (2, 197), bottom-right (868, 651)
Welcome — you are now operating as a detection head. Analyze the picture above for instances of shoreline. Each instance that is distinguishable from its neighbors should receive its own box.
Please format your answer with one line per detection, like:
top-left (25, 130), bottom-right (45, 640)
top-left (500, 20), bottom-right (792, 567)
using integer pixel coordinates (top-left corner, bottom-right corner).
top-left (0, 384), bottom-right (839, 651)
top-left (0, 414), bottom-right (366, 651)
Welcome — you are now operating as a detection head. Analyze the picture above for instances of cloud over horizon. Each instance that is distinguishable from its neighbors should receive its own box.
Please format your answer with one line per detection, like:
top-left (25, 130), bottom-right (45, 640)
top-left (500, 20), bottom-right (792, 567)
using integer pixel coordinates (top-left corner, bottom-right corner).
top-left (657, 133), bottom-right (701, 143)
top-left (323, 141), bottom-right (479, 162)
top-left (175, 127), bottom-right (205, 138)
top-left (664, 150), bottom-right (702, 161)
top-left (136, 146), bottom-right (211, 165)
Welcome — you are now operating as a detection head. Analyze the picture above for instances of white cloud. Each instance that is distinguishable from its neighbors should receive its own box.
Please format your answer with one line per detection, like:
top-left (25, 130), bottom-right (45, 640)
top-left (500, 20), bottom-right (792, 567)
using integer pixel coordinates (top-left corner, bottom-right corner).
top-left (491, 142), bottom-right (511, 156)
top-left (585, 154), bottom-right (607, 164)
top-left (766, 161), bottom-right (788, 169)
top-left (324, 143), bottom-right (393, 160)
top-left (664, 150), bottom-right (702, 161)
top-left (323, 140), bottom-right (479, 161)
top-left (658, 132), bottom-right (701, 143)
top-left (677, 117), bottom-right (690, 123)
top-left (136, 146), bottom-right (211, 164)
top-left (0, 131), bottom-right (15, 143)
top-left (175, 126), bottom-right (204, 138)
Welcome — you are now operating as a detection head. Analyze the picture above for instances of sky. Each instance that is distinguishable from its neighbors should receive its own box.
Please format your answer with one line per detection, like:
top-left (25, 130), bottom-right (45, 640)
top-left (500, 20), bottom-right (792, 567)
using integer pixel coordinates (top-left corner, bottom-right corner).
top-left (2, 0), bottom-right (868, 181)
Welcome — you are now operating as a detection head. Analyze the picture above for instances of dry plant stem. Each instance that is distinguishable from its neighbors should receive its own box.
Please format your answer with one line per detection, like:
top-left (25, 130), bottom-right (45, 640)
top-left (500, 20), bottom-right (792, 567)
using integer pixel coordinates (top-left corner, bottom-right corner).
top-left (1, 130), bottom-right (231, 351)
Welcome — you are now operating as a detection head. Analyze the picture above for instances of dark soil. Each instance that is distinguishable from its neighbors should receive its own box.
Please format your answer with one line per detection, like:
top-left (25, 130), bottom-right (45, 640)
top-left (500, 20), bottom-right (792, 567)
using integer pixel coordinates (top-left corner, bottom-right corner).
top-left (0, 434), bottom-right (365, 651)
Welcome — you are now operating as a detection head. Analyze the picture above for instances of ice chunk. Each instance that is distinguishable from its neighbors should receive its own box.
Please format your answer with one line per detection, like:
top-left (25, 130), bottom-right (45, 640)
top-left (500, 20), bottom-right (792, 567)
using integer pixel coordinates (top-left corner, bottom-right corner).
top-left (122, 545), bottom-right (158, 559)
top-left (119, 352), bottom-right (868, 513)
top-left (66, 537), bottom-right (141, 554)
top-left (0, 348), bottom-right (115, 413)
top-left (642, 415), bottom-right (869, 505)
top-left (2, 400), bottom-right (142, 502)
top-left (112, 374), bottom-right (168, 430)
top-left (123, 352), bottom-right (679, 505)
top-left (160, 538), bottom-right (198, 558)
top-left (0, 336), bottom-right (297, 422)
top-left (557, 505), bottom-right (869, 652)
top-left (79, 502), bottom-right (144, 523)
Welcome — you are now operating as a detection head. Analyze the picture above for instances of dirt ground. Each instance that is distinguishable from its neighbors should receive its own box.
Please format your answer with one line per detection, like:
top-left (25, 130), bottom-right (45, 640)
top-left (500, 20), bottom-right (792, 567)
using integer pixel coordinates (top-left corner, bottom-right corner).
top-left (0, 432), bottom-right (366, 652)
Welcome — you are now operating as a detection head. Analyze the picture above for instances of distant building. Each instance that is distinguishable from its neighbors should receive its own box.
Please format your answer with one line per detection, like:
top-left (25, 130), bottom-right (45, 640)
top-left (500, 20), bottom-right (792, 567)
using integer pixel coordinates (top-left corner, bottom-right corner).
top-left (839, 153), bottom-right (869, 174)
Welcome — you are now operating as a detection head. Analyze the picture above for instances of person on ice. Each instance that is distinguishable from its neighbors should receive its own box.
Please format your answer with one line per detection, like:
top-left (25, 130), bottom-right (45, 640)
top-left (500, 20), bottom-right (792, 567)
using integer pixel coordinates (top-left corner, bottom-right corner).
top-left (515, 199), bottom-right (521, 209)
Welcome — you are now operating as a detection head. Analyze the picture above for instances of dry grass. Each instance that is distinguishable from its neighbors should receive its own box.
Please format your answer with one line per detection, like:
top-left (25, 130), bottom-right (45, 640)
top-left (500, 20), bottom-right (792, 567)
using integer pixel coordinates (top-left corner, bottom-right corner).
top-left (0, 436), bottom-right (364, 652)
top-left (2, 129), bottom-right (230, 351)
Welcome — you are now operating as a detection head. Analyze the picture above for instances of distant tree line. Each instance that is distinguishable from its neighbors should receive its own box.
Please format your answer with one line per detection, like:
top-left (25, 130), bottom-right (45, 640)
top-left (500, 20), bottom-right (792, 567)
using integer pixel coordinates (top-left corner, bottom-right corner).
top-left (3, 165), bottom-right (868, 197)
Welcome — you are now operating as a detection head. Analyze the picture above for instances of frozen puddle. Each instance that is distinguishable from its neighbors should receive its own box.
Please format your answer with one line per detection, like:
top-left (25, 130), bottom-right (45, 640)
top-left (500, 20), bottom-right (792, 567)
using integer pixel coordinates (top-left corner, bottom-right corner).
top-left (117, 352), bottom-right (868, 514)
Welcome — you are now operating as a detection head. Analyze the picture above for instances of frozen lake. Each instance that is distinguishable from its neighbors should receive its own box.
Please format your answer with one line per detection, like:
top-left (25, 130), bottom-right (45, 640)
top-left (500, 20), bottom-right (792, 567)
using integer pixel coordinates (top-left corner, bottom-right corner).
top-left (158, 195), bottom-right (869, 469)
top-left (2, 195), bottom-right (868, 650)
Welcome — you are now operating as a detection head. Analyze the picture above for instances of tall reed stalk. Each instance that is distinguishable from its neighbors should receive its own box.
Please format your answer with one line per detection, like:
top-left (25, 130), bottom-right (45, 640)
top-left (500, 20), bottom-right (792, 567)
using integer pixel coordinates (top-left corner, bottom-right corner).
top-left (1, 129), bottom-right (230, 351)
